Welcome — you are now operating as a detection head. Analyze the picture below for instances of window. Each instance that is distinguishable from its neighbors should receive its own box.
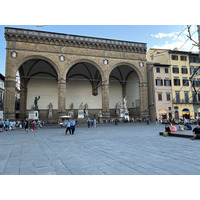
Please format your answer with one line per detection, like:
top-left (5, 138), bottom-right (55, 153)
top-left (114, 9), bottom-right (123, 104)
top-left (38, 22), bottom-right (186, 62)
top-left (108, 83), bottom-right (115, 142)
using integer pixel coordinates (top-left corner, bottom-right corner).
top-left (175, 92), bottom-right (180, 103)
top-left (174, 78), bottom-right (180, 86)
top-left (190, 57), bottom-right (198, 63)
top-left (158, 93), bottom-right (162, 101)
top-left (198, 93), bottom-right (200, 102)
top-left (195, 79), bottom-right (200, 87)
top-left (184, 92), bottom-right (189, 103)
top-left (181, 66), bottom-right (188, 74)
top-left (165, 68), bottom-right (169, 73)
top-left (168, 107), bottom-right (171, 111)
top-left (156, 67), bottom-right (160, 73)
top-left (166, 93), bottom-right (171, 101)
top-left (173, 65), bottom-right (179, 73)
top-left (190, 66), bottom-right (195, 74)
top-left (172, 55), bottom-right (178, 60)
top-left (155, 79), bottom-right (163, 86)
top-left (164, 79), bottom-right (171, 86)
top-left (182, 78), bottom-right (189, 86)
top-left (181, 56), bottom-right (187, 61)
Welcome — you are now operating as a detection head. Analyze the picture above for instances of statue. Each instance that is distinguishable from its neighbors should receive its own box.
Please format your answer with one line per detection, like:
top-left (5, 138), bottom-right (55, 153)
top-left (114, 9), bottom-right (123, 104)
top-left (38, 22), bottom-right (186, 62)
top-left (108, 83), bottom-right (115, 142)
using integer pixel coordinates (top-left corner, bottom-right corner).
top-left (34, 96), bottom-right (40, 110)
top-left (79, 102), bottom-right (84, 109)
top-left (85, 103), bottom-right (88, 111)
top-left (49, 103), bottom-right (53, 112)
top-left (48, 103), bottom-right (53, 119)
top-left (84, 103), bottom-right (88, 116)
top-left (70, 103), bottom-right (74, 110)
top-left (123, 97), bottom-right (128, 112)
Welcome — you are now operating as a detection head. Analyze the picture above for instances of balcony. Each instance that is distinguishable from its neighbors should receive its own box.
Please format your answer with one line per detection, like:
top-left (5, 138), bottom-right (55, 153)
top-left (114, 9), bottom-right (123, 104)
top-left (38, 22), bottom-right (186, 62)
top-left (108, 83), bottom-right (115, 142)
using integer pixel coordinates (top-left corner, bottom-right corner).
top-left (172, 98), bottom-right (200, 104)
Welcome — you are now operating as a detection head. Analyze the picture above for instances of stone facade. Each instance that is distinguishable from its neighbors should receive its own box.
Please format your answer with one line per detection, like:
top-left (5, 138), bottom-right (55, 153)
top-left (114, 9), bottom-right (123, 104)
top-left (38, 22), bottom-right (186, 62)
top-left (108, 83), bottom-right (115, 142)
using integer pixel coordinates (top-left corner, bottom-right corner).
top-left (4, 27), bottom-right (149, 120)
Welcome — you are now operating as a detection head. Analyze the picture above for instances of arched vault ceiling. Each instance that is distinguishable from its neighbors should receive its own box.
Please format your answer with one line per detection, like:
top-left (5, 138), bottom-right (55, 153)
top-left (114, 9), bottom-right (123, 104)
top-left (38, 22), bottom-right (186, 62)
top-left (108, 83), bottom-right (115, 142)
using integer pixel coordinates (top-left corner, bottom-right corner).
top-left (110, 65), bottom-right (137, 83)
top-left (19, 59), bottom-right (58, 81)
top-left (67, 62), bottom-right (101, 81)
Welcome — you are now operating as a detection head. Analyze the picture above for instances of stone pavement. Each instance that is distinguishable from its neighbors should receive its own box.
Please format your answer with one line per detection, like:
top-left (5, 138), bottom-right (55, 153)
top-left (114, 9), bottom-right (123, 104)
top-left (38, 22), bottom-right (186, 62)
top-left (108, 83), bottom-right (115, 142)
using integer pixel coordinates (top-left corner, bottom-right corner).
top-left (0, 123), bottom-right (200, 175)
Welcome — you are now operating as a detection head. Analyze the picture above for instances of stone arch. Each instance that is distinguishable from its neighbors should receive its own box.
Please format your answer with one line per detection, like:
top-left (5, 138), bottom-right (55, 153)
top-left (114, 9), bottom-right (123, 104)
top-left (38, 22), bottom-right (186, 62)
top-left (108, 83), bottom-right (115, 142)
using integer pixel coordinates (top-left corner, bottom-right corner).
top-left (13, 55), bottom-right (61, 80)
top-left (109, 62), bottom-right (143, 83)
top-left (66, 58), bottom-right (104, 80)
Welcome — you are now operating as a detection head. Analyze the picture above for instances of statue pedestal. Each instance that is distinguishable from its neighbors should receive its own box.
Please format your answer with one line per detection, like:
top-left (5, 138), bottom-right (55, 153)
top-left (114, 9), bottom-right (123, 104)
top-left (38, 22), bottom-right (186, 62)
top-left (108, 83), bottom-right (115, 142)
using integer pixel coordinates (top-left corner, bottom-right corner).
top-left (48, 111), bottom-right (53, 120)
top-left (124, 111), bottom-right (130, 121)
top-left (119, 108), bottom-right (124, 118)
top-left (68, 110), bottom-right (74, 117)
top-left (78, 109), bottom-right (84, 118)
top-left (29, 111), bottom-right (39, 120)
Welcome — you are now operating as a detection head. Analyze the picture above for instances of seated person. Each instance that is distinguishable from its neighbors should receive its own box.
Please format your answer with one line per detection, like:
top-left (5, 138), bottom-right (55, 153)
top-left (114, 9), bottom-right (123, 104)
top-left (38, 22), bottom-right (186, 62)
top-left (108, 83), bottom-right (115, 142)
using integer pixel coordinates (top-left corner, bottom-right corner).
top-left (170, 124), bottom-right (177, 132)
top-left (191, 125), bottom-right (200, 140)
top-left (165, 125), bottom-right (171, 134)
top-left (184, 123), bottom-right (192, 130)
top-left (178, 124), bottom-right (184, 131)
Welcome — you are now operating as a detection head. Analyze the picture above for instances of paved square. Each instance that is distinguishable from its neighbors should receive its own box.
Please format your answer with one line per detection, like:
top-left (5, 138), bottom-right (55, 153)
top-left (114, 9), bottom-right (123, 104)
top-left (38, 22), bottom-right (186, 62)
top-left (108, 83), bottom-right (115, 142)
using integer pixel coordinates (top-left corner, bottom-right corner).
top-left (0, 123), bottom-right (200, 175)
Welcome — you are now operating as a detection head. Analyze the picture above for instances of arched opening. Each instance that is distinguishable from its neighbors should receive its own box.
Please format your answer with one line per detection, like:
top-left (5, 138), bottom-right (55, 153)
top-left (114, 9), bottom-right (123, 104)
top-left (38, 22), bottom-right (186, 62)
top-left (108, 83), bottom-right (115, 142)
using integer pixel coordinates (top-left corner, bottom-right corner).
top-left (182, 108), bottom-right (190, 119)
top-left (109, 65), bottom-right (140, 118)
top-left (66, 62), bottom-right (102, 117)
top-left (17, 59), bottom-right (58, 119)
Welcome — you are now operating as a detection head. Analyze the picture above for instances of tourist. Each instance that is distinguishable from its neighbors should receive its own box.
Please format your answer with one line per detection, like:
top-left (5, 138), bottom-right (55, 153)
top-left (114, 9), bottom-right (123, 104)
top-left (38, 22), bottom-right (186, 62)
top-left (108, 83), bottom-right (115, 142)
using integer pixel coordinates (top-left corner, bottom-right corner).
top-left (25, 119), bottom-right (29, 133)
top-left (87, 118), bottom-right (90, 128)
top-left (70, 119), bottom-right (76, 134)
top-left (94, 118), bottom-right (97, 127)
top-left (191, 125), bottom-right (200, 140)
top-left (0, 119), bottom-right (3, 132)
top-left (165, 125), bottom-right (171, 134)
top-left (31, 121), bottom-right (35, 132)
top-left (178, 124), bottom-right (184, 131)
top-left (5, 119), bottom-right (9, 131)
top-left (65, 120), bottom-right (71, 135)
top-left (170, 124), bottom-right (177, 132)
top-left (184, 123), bottom-right (192, 130)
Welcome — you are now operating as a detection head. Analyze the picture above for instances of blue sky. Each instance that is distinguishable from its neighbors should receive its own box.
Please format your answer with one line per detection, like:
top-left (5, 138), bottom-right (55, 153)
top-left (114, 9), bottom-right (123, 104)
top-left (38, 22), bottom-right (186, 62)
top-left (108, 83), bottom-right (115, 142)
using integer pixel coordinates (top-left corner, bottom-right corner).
top-left (0, 25), bottom-right (198, 75)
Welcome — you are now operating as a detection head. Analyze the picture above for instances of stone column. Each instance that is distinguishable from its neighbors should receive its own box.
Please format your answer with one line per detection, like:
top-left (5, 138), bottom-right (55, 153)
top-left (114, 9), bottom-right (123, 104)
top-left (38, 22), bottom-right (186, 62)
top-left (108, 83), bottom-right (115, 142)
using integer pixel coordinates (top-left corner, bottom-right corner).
top-left (19, 87), bottom-right (27, 120)
top-left (19, 77), bottom-right (27, 120)
top-left (3, 78), bottom-right (16, 120)
top-left (139, 82), bottom-right (149, 118)
top-left (58, 78), bottom-right (66, 116)
top-left (102, 82), bottom-right (110, 118)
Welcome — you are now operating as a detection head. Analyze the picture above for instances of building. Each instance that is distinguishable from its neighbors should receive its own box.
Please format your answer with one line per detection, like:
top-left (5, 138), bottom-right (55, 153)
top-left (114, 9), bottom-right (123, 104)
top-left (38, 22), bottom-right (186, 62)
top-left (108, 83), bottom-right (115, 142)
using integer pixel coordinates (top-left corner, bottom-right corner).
top-left (147, 63), bottom-right (172, 122)
top-left (0, 73), bottom-right (5, 119)
top-left (4, 27), bottom-right (149, 121)
top-left (147, 48), bottom-right (200, 121)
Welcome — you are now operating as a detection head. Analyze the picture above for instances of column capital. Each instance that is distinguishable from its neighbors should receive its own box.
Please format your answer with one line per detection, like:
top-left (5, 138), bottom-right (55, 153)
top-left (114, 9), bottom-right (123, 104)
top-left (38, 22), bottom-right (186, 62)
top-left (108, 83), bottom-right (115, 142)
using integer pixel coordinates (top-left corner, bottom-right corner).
top-left (4, 79), bottom-right (16, 87)
top-left (58, 78), bottom-right (66, 84)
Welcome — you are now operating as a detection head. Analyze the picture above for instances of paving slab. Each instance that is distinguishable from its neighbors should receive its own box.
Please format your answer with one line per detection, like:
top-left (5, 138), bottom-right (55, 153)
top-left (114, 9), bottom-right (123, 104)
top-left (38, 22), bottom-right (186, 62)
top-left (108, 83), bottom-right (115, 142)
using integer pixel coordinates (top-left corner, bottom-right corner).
top-left (0, 123), bottom-right (200, 175)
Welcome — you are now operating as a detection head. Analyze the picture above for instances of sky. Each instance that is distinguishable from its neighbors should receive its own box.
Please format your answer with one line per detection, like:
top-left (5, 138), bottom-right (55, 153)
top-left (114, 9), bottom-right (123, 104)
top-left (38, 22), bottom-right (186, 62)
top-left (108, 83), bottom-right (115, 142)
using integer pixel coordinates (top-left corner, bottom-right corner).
top-left (0, 25), bottom-right (199, 76)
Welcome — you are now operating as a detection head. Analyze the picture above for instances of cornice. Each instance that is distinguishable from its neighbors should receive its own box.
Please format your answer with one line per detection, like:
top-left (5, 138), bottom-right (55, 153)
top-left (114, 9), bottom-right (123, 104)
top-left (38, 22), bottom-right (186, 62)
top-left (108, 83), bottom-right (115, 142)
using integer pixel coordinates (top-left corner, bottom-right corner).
top-left (5, 27), bottom-right (147, 54)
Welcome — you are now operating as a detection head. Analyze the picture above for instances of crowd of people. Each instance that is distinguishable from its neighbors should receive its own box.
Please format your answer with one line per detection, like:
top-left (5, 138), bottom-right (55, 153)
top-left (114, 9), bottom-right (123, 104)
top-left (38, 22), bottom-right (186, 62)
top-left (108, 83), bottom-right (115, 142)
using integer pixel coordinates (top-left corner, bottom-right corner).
top-left (164, 119), bottom-right (200, 140)
top-left (0, 119), bottom-right (43, 133)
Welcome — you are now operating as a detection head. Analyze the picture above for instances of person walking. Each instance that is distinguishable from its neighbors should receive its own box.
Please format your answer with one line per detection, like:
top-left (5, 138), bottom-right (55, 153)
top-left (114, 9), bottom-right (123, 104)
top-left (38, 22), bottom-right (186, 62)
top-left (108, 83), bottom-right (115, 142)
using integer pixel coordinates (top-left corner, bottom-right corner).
top-left (25, 119), bottom-right (29, 133)
top-left (65, 120), bottom-right (71, 135)
top-left (87, 118), bottom-right (91, 128)
top-left (0, 119), bottom-right (4, 132)
top-left (70, 119), bottom-right (76, 134)
top-left (94, 118), bottom-right (96, 127)
top-left (5, 119), bottom-right (9, 131)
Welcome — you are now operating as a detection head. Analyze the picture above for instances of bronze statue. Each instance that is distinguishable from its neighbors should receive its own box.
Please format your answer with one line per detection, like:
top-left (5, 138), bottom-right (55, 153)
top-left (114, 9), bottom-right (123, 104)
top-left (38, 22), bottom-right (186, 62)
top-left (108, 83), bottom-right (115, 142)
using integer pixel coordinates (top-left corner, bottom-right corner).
top-left (34, 96), bottom-right (40, 110)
